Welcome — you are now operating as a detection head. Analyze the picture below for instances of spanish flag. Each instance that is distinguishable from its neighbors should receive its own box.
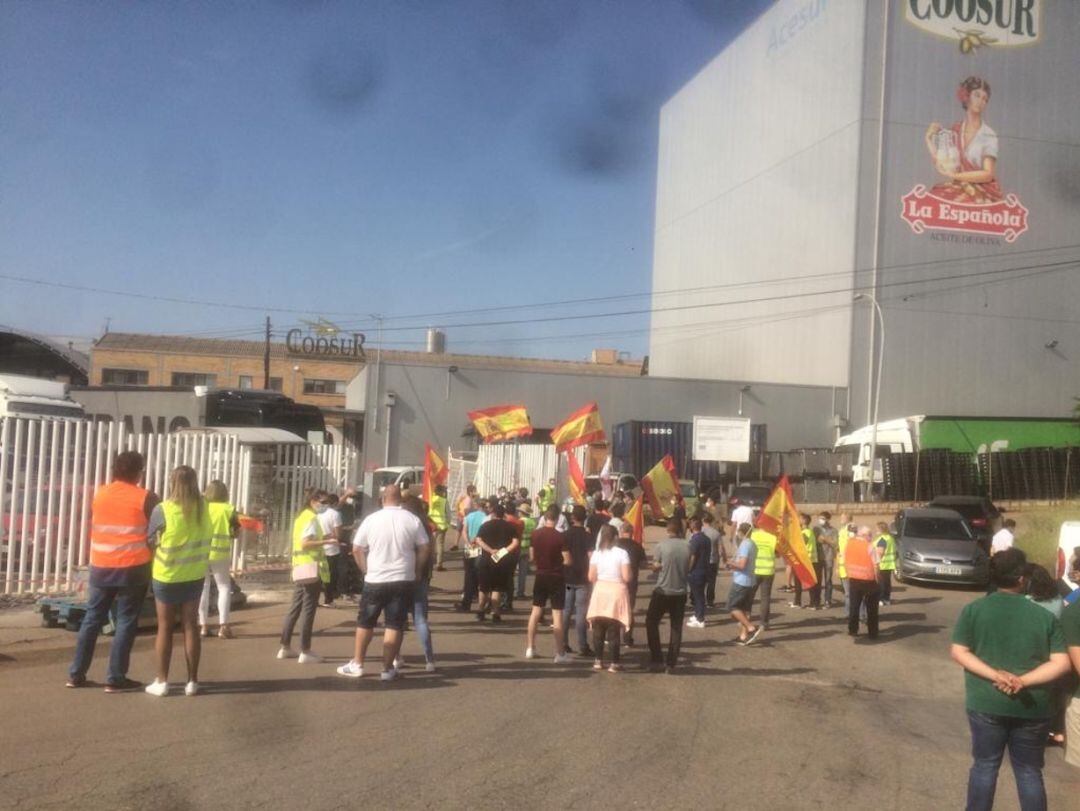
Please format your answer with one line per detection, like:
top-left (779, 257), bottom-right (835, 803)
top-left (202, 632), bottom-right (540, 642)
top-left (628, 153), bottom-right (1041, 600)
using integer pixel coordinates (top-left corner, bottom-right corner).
top-left (550, 402), bottom-right (605, 453)
top-left (467, 404), bottom-right (533, 443)
top-left (566, 451), bottom-right (586, 506)
top-left (624, 495), bottom-right (645, 545)
top-left (641, 454), bottom-right (679, 520)
top-left (422, 443), bottom-right (448, 504)
top-left (756, 475), bottom-right (817, 588)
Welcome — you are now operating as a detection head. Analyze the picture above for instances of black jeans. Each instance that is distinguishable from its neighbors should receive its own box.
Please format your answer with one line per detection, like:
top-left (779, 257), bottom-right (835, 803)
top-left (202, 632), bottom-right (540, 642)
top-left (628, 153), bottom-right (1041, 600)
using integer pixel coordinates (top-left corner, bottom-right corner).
top-left (461, 555), bottom-right (479, 608)
top-left (324, 554), bottom-right (344, 603)
top-left (751, 574), bottom-right (774, 627)
top-left (880, 569), bottom-right (893, 601)
top-left (689, 578), bottom-right (707, 622)
top-left (847, 578), bottom-right (880, 637)
top-left (793, 562), bottom-right (823, 608)
top-left (646, 591), bottom-right (685, 667)
top-left (592, 618), bottom-right (622, 664)
top-left (624, 580), bottom-right (639, 643)
top-left (705, 562), bottom-right (720, 606)
top-left (281, 582), bottom-right (321, 651)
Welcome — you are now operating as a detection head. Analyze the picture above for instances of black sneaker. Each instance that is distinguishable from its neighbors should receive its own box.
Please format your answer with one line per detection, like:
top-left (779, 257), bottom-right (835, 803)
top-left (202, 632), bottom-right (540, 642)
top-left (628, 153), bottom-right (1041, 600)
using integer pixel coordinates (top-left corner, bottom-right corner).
top-left (65, 676), bottom-right (86, 689)
top-left (475, 611), bottom-right (486, 622)
top-left (577, 646), bottom-right (595, 659)
top-left (491, 614), bottom-right (503, 623)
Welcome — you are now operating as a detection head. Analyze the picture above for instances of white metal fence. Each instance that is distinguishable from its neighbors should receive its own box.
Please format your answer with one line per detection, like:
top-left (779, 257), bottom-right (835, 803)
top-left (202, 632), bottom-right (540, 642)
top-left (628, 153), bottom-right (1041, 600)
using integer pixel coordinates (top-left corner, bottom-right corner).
top-left (472, 444), bottom-right (587, 504)
top-left (256, 442), bottom-right (356, 559)
top-left (0, 417), bottom-right (248, 594)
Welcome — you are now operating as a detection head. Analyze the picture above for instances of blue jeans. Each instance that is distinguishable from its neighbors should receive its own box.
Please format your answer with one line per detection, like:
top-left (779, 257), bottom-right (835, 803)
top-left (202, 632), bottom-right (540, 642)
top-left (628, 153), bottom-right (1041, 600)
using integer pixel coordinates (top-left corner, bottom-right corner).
top-left (515, 551), bottom-right (529, 598)
top-left (689, 578), bottom-right (707, 622)
top-left (966, 710), bottom-right (1051, 811)
top-left (69, 582), bottom-right (148, 685)
top-left (408, 579), bottom-right (435, 663)
top-left (563, 584), bottom-right (591, 651)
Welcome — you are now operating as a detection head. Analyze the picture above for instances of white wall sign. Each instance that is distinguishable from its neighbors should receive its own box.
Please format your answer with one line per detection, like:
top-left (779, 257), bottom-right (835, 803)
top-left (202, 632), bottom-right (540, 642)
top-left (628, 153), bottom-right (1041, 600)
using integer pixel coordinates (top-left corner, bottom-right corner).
top-left (692, 416), bottom-right (751, 462)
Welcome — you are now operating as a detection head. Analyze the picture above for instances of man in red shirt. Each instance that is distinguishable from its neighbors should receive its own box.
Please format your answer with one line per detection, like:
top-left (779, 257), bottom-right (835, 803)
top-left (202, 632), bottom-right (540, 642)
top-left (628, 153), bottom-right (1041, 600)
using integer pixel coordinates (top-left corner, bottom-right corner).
top-left (526, 506), bottom-right (572, 663)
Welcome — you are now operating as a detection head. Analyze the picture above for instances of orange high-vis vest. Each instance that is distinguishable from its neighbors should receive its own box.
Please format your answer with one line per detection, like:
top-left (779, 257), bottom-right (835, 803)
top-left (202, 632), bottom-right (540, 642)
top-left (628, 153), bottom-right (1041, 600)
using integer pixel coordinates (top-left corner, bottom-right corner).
top-left (843, 537), bottom-right (878, 582)
top-left (89, 480), bottom-right (152, 569)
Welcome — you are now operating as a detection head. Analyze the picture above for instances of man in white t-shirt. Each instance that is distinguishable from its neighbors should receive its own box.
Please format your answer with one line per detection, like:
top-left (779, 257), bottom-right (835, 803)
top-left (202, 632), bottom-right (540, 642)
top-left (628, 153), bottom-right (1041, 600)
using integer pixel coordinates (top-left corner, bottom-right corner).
top-left (337, 485), bottom-right (430, 682)
top-left (318, 495), bottom-right (344, 606)
top-left (991, 518), bottom-right (1016, 555)
top-left (730, 503), bottom-right (755, 543)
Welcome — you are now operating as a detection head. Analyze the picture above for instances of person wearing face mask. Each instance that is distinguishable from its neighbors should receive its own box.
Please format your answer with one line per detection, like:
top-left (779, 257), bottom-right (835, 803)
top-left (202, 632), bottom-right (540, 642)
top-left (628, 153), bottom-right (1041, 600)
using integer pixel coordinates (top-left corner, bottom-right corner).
top-left (277, 489), bottom-right (330, 665)
top-left (816, 512), bottom-right (838, 609)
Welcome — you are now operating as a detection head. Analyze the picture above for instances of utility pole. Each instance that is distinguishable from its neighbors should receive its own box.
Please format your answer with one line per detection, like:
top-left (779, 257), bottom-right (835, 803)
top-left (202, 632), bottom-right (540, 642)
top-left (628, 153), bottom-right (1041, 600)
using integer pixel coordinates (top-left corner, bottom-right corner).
top-left (263, 316), bottom-right (271, 389)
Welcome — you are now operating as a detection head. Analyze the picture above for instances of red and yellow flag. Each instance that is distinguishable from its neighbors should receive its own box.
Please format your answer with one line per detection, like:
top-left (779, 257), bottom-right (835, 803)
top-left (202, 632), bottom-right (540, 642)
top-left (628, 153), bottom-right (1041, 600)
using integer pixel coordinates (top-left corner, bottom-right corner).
top-left (550, 402), bottom-right (605, 453)
top-left (624, 496), bottom-right (645, 545)
top-left (422, 443), bottom-right (448, 503)
top-left (566, 451), bottom-right (586, 506)
top-left (641, 454), bottom-right (679, 520)
top-left (467, 404), bottom-right (533, 443)
top-left (756, 475), bottom-right (817, 588)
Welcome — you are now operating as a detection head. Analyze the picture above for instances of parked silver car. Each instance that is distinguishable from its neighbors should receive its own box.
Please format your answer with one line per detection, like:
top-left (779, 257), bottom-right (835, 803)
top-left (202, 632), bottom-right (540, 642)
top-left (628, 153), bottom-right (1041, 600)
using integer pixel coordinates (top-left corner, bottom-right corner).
top-left (895, 507), bottom-right (990, 587)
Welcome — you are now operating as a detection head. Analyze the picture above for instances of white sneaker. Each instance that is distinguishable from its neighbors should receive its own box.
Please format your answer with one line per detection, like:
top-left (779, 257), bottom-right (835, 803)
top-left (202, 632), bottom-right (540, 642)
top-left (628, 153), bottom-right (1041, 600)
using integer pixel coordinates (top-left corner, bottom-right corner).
top-left (553, 653), bottom-right (571, 664)
top-left (425, 661), bottom-right (437, 673)
top-left (686, 618), bottom-right (705, 628)
top-left (277, 646), bottom-right (298, 660)
top-left (145, 679), bottom-right (169, 697)
top-left (298, 651), bottom-right (322, 664)
top-left (393, 657), bottom-right (403, 670)
top-left (525, 647), bottom-right (536, 659)
top-left (336, 661), bottom-right (364, 678)
top-left (184, 681), bottom-right (199, 697)
top-left (380, 667), bottom-right (399, 682)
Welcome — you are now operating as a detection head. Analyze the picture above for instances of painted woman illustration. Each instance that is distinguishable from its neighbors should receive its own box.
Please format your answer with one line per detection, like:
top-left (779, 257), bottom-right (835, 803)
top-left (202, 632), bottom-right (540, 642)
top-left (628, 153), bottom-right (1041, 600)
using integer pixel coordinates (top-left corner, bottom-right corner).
top-left (923, 76), bottom-right (1003, 204)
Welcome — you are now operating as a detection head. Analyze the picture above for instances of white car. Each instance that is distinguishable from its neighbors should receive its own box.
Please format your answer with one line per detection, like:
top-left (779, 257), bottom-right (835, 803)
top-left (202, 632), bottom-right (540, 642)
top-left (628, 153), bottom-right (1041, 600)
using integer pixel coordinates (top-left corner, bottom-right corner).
top-left (1057, 521), bottom-right (1080, 592)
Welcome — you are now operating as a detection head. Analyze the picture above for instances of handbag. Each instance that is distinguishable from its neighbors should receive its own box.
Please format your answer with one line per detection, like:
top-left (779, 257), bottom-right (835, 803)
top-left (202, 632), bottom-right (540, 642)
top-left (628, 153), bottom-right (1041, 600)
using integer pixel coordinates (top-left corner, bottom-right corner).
top-left (292, 561), bottom-right (320, 584)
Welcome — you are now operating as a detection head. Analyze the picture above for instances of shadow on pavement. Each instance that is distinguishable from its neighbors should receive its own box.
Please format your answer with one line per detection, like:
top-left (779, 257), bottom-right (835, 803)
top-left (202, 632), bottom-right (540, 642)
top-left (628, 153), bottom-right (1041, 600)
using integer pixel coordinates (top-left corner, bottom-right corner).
top-left (876, 623), bottom-right (946, 641)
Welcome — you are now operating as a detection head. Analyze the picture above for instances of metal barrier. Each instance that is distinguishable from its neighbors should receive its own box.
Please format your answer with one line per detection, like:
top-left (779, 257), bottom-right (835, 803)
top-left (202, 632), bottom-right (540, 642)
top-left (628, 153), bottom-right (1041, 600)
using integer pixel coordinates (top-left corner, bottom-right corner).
top-left (0, 417), bottom-right (247, 595)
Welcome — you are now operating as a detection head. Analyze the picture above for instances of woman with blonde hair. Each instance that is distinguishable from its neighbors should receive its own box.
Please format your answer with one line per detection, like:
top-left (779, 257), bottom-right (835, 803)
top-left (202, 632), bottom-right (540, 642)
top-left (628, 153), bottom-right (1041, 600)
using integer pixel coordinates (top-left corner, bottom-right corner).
top-left (586, 524), bottom-right (632, 673)
top-left (146, 466), bottom-right (212, 697)
top-left (199, 480), bottom-right (239, 639)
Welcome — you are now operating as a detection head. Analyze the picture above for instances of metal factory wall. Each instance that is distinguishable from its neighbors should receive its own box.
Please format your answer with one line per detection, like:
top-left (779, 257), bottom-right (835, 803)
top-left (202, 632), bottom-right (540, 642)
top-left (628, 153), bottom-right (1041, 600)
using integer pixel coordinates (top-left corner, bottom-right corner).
top-left (649, 0), bottom-right (863, 388)
top-left (852, 0), bottom-right (1080, 422)
top-left (358, 360), bottom-right (847, 471)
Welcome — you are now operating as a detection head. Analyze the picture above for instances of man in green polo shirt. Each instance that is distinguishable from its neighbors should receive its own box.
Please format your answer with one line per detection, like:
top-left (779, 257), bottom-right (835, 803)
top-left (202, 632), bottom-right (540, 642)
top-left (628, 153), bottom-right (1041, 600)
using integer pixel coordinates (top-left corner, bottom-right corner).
top-left (950, 548), bottom-right (1070, 810)
top-left (1061, 553), bottom-right (1080, 769)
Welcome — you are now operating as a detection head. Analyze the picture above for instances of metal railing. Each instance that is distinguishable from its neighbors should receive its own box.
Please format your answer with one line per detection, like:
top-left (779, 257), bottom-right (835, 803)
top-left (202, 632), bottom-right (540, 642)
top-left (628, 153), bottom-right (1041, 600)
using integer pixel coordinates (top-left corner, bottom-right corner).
top-left (0, 417), bottom-right (247, 594)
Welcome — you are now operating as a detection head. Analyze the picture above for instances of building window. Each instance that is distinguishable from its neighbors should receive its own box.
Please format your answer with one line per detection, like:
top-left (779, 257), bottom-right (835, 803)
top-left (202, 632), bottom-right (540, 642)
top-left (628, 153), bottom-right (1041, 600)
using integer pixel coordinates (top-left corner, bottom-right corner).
top-left (101, 368), bottom-right (149, 385)
top-left (303, 378), bottom-right (346, 395)
top-left (171, 372), bottom-right (217, 388)
top-left (239, 375), bottom-right (283, 391)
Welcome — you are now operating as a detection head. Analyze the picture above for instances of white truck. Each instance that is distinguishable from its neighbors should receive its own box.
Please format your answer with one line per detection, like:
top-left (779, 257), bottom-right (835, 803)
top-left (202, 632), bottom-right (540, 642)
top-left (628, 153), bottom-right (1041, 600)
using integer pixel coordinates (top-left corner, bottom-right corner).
top-left (0, 374), bottom-right (85, 421)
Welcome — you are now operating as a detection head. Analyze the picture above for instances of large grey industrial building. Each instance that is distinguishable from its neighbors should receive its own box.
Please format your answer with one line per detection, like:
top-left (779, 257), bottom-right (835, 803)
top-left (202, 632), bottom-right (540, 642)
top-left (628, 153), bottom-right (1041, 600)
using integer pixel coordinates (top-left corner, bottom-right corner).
top-left (649, 0), bottom-right (1080, 432)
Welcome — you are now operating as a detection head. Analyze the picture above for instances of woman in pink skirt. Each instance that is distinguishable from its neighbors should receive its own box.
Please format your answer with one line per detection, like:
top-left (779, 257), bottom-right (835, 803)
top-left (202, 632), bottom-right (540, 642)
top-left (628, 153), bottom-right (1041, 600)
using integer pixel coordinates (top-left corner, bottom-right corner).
top-left (587, 525), bottom-right (632, 673)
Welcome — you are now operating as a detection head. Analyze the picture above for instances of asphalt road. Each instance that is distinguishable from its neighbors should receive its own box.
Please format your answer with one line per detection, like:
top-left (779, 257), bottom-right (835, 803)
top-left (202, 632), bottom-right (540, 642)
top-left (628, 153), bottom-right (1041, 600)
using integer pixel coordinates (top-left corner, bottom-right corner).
top-left (2, 533), bottom-right (1078, 811)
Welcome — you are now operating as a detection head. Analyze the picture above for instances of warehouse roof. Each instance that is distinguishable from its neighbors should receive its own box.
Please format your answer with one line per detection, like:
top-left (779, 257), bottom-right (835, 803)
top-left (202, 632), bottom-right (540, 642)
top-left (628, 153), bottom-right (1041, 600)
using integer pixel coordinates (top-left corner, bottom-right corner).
top-left (93, 332), bottom-right (645, 377)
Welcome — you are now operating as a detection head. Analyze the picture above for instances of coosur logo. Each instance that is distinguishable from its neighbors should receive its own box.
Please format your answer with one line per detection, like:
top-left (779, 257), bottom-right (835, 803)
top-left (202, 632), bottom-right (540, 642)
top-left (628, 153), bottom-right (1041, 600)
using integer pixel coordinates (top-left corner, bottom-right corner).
top-left (905, 0), bottom-right (1040, 52)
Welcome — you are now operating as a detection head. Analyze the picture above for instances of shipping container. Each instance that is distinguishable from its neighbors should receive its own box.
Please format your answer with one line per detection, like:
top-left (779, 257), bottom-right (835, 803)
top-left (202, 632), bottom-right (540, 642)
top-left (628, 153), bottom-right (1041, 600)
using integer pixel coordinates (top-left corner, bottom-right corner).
top-left (613, 420), bottom-right (767, 488)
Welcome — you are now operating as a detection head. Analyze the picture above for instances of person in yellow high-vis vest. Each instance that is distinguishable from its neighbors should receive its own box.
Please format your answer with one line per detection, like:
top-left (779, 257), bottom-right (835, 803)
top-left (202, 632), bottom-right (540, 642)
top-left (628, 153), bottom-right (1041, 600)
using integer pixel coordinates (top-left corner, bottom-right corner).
top-left (278, 488), bottom-right (330, 665)
top-left (198, 480), bottom-right (239, 640)
top-left (875, 521), bottom-right (897, 606)
top-left (429, 485), bottom-right (450, 571)
top-left (145, 466), bottom-right (213, 697)
top-left (749, 527), bottom-right (779, 630)
top-left (837, 514), bottom-right (853, 615)
top-left (790, 512), bottom-right (821, 610)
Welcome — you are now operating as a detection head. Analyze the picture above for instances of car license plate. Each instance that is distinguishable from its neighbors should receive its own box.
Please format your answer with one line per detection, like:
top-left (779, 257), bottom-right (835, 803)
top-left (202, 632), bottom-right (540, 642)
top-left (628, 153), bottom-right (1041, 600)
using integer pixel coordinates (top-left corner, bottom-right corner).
top-left (935, 566), bottom-right (963, 576)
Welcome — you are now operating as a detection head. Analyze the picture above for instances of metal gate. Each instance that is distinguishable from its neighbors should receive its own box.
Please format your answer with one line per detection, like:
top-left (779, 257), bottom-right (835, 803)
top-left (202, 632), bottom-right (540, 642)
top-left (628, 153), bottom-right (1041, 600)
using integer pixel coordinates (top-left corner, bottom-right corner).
top-left (0, 417), bottom-right (247, 594)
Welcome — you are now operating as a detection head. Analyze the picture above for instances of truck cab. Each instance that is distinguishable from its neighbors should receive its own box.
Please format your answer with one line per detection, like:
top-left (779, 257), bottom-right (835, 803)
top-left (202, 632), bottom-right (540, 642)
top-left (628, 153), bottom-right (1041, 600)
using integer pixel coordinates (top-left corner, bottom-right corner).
top-left (0, 374), bottom-right (85, 421)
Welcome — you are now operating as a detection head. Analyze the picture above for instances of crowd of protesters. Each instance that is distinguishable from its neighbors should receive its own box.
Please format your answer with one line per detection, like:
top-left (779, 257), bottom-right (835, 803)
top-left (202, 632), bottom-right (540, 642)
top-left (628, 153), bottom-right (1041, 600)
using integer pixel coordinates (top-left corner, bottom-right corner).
top-left (65, 450), bottom-right (1080, 806)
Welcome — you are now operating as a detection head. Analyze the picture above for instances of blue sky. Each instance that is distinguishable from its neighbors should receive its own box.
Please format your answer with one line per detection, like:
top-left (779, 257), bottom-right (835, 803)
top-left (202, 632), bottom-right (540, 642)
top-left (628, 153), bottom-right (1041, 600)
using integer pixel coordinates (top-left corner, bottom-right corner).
top-left (1, 0), bottom-right (770, 359)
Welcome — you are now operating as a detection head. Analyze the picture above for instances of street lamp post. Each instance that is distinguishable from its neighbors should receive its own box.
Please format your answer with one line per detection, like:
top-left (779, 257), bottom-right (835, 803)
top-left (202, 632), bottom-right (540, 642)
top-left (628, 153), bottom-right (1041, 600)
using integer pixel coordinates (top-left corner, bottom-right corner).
top-left (854, 293), bottom-right (885, 502)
